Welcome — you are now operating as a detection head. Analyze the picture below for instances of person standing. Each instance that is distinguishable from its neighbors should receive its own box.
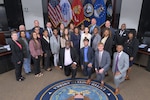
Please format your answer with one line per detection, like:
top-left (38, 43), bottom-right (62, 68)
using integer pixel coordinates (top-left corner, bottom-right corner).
top-left (80, 38), bottom-right (94, 84)
top-left (101, 28), bottom-right (113, 56)
top-left (32, 20), bottom-right (44, 35)
top-left (29, 32), bottom-right (43, 77)
top-left (80, 27), bottom-right (91, 48)
top-left (46, 22), bottom-right (53, 38)
top-left (89, 18), bottom-right (100, 35)
top-left (17, 25), bottom-right (30, 39)
top-left (58, 23), bottom-right (65, 37)
top-left (59, 40), bottom-right (78, 79)
top-left (10, 31), bottom-right (24, 81)
top-left (112, 45), bottom-right (129, 95)
top-left (18, 31), bottom-right (31, 74)
top-left (91, 27), bottom-right (101, 51)
top-left (41, 30), bottom-right (52, 71)
top-left (115, 23), bottom-right (128, 45)
top-left (95, 43), bottom-right (111, 87)
top-left (60, 28), bottom-right (72, 48)
top-left (123, 32), bottom-right (139, 80)
top-left (50, 28), bottom-right (60, 68)
top-left (71, 27), bottom-right (81, 56)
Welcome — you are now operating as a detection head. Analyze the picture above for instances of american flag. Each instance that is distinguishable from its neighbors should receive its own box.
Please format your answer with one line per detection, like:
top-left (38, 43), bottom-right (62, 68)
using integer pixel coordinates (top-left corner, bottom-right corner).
top-left (48, 0), bottom-right (63, 27)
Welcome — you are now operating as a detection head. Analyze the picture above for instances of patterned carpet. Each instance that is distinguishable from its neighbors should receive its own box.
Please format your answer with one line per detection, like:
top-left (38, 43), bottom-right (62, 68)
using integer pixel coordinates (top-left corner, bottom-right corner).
top-left (35, 78), bottom-right (123, 100)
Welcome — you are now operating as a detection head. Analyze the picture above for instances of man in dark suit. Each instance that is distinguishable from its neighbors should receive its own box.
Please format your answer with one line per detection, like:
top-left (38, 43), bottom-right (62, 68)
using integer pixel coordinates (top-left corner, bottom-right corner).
top-left (115, 23), bottom-right (128, 45)
top-left (89, 18), bottom-right (101, 35)
top-left (31, 20), bottom-right (44, 35)
top-left (95, 42), bottom-right (111, 87)
top-left (46, 22), bottom-right (53, 38)
top-left (80, 38), bottom-right (94, 84)
top-left (10, 31), bottom-right (24, 81)
top-left (59, 40), bottom-right (79, 79)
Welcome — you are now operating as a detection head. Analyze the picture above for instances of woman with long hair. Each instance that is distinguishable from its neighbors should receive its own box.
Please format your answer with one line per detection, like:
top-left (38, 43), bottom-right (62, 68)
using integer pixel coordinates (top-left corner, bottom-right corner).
top-left (29, 32), bottom-right (43, 77)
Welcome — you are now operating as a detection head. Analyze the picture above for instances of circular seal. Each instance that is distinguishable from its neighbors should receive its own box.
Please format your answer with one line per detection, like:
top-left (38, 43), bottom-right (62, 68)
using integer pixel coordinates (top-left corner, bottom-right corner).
top-left (84, 3), bottom-right (94, 17)
top-left (35, 78), bottom-right (123, 100)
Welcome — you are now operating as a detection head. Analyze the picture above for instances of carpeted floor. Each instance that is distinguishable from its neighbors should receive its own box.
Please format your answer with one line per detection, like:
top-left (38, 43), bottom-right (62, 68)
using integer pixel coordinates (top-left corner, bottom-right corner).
top-left (0, 65), bottom-right (150, 100)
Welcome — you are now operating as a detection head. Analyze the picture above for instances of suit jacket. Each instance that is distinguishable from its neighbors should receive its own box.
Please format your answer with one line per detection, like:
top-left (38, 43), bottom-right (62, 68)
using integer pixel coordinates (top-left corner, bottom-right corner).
top-left (91, 34), bottom-right (101, 51)
top-left (95, 50), bottom-right (111, 72)
top-left (41, 37), bottom-right (51, 53)
top-left (123, 38), bottom-right (139, 58)
top-left (102, 37), bottom-right (113, 56)
top-left (112, 52), bottom-right (129, 77)
top-left (59, 47), bottom-right (79, 67)
top-left (50, 35), bottom-right (60, 54)
top-left (80, 46), bottom-right (94, 66)
top-left (18, 38), bottom-right (30, 58)
top-left (115, 29), bottom-right (128, 45)
top-left (89, 24), bottom-right (101, 34)
top-left (10, 40), bottom-right (23, 64)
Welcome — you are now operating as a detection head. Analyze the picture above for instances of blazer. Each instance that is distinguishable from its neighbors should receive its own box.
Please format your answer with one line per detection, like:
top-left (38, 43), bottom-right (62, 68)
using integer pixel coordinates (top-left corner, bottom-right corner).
top-left (89, 24), bottom-right (101, 34)
top-left (115, 29), bottom-right (128, 45)
top-left (59, 47), bottom-right (79, 67)
top-left (123, 38), bottom-right (139, 58)
top-left (41, 37), bottom-right (51, 53)
top-left (10, 40), bottom-right (23, 64)
top-left (18, 38), bottom-right (30, 58)
top-left (102, 37), bottom-right (113, 56)
top-left (80, 46), bottom-right (94, 66)
top-left (50, 35), bottom-right (60, 54)
top-left (91, 34), bottom-right (101, 51)
top-left (112, 52), bottom-right (129, 77)
top-left (95, 50), bottom-right (111, 72)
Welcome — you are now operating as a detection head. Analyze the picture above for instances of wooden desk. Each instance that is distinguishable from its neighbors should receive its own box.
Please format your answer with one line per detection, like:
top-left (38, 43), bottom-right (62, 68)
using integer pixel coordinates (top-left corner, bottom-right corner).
top-left (134, 49), bottom-right (150, 72)
top-left (0, 51), bottom-right (14, 74)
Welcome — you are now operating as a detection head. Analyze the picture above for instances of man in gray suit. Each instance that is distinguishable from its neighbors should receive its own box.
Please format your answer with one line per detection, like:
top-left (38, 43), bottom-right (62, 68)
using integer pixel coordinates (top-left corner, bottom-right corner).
top-left (112, 45), bottom-right (129, 95)
top-left (95, 42), bottom-right (111, 87)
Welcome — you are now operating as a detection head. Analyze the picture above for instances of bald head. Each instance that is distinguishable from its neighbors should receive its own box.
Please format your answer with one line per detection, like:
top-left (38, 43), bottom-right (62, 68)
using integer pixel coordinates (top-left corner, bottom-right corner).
top-left (91, 18), bottom-right (96, 25)
top-left (34, 20), bottom-right (39, 27)
top-left (19, 25), bottom-right (25, 31)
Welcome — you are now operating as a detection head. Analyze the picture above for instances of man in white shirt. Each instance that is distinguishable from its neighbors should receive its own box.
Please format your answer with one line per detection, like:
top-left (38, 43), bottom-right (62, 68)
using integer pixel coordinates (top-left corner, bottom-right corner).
top-left (46, 22), bottom-right (53, 37)
top-left (59, 40), bottom-right (78, 79)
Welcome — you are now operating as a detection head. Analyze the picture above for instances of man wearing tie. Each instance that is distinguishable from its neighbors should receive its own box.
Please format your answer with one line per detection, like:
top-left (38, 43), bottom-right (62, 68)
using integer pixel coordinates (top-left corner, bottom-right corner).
top-left (112, 45), bottom-right (129, 95)
top-left (46, 22), bottom-right (53, 37)
top-left (95, 42), bottom-right (111, 87)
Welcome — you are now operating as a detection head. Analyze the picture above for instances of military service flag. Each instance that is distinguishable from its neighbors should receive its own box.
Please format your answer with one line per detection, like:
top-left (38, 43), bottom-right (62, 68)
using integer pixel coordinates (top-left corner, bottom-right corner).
top-left (94, 0), bottom-right (106, 26)
top-left (72, 0), bottom-right (84, 26)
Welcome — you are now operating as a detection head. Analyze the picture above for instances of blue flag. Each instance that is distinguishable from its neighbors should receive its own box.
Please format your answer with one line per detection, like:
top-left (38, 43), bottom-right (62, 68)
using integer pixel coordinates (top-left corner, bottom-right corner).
top-left (94, 0), bottom-right (106, 26)
top-left (106, 0), bottom-right (113, 21)
top-left (83, 0), bottom-right (94, 27)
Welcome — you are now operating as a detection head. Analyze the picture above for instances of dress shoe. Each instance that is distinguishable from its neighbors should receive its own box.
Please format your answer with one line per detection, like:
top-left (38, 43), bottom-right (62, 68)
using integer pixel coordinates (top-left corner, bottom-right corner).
top-left (100, 82), bottom-right (104, 87)
top-left (125, 76), bottom-right (130, 80)
top-left (86, 79), bottom-right (91, 85)
top-left (114, 88), bottom-right (120, 95)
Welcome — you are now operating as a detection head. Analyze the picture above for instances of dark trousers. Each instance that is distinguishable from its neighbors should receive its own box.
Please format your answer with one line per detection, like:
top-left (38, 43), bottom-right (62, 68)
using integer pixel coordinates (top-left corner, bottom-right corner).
top-left (32, 56), bottom-right (41, 75)
top-left (83, 62), bottom-right (92, 79)
top-left (14, 62), bottom-right (23, 80)
top-left (64, 64), bottom-right (77, 79)
top-left (44, 50), bottom-right (51, 70)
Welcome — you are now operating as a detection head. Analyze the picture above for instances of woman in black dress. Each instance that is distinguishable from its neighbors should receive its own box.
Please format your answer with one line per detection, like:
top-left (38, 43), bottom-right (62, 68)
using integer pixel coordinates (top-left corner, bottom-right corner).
top-left (124, 32), bottom-right (139, 80)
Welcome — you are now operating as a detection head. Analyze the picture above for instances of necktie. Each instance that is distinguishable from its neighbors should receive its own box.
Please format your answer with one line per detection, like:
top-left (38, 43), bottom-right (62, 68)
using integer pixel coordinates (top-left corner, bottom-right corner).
top-left (15, 41), bottom-right (22, 49)
top-left (115, 53), bottom-right (119, 72)
top-left (99, 52), bottom-right (102, 68)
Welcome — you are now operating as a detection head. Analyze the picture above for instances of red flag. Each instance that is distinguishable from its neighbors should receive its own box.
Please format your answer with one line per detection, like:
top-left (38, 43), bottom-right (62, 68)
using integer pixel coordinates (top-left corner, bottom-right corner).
top-left (72, 0), bottom-right (85, 26)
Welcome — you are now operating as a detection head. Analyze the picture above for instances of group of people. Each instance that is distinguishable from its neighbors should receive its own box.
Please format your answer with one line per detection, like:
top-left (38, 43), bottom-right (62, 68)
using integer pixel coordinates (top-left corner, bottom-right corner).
top-left (10, 19), bottom-right (139, 95)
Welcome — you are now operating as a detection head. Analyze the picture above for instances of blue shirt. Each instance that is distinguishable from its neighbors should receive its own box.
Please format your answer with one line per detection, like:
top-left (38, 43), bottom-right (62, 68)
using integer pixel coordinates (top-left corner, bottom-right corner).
top-left (84, 46), bottom-right (88, 62)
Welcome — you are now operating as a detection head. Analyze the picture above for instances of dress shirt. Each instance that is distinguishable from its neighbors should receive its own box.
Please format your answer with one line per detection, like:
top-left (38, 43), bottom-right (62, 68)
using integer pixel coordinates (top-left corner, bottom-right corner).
top-left (64, 48), bottom-right (73, 66)
top-left (101, 36), bottom-right (108, 45)
top-left (119, 30), bottom-right (125, 36)
top-left (84, 46), bottom-right (89, 62)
